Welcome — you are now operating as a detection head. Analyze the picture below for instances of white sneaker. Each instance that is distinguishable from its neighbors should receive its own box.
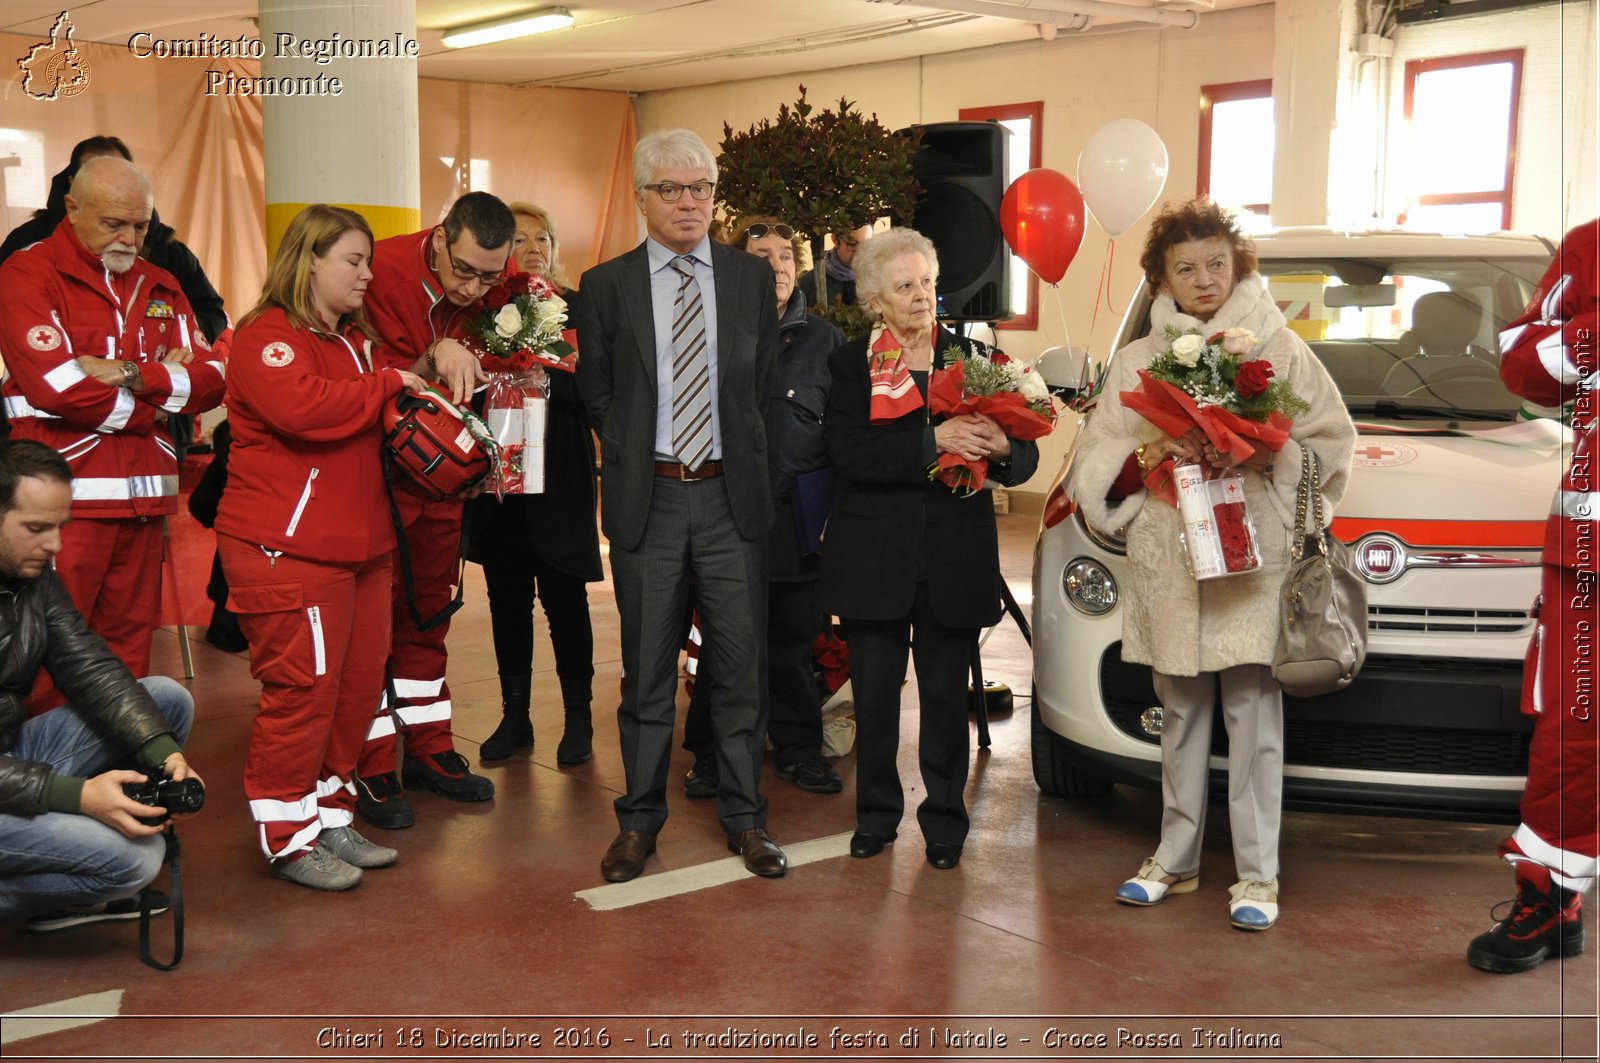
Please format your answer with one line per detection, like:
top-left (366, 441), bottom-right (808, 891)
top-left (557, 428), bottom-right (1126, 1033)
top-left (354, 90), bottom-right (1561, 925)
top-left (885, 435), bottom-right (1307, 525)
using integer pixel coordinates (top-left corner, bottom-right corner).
top-left (1116, 856), bottom-right (1199, 906)
top-left (320, 826), bottom-right (398, 869)
top-left (273, 842), bottom-right (363, 891)
top-left (1228, 878), bottom-right (1279, 930)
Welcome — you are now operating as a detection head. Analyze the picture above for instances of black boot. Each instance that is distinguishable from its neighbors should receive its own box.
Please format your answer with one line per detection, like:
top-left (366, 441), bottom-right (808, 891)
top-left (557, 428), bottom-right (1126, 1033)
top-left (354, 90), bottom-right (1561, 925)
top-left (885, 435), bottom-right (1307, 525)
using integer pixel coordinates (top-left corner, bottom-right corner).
top-left (480, 673), bottom-right (533, 762)
top-left (1468, 863), bottom-right (1585, 973)
top-left (556, 675), bottom-right (593, 765)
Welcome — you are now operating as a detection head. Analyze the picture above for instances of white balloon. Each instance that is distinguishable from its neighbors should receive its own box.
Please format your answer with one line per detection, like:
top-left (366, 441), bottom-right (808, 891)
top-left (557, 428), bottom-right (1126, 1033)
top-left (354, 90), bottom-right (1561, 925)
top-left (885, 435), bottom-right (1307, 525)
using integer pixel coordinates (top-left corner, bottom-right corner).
top-left (1076, 119), bottom-right (1170, 237)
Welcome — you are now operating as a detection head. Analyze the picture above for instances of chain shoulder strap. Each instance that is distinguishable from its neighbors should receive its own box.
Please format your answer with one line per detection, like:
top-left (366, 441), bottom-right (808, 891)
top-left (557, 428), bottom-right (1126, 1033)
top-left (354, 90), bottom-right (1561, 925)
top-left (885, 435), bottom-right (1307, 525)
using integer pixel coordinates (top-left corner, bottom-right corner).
top-left (1292, 447), bottom-right (1328, 558)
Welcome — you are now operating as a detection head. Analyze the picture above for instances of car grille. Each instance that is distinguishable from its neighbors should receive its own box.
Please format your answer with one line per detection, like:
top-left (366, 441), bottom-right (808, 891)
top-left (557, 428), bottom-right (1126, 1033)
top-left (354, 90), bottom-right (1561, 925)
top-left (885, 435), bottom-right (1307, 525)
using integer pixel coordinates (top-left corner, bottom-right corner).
top-left (1367, 605), bottom-right (1533, 635)
top-left (1099, 646), bottom-right (1532, 777)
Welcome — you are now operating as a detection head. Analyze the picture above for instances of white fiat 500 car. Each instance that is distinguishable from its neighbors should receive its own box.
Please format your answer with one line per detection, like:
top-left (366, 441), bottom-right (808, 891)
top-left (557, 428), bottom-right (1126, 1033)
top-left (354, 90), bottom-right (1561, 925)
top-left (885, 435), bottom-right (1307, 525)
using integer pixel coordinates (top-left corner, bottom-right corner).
top-left (1031, 228), bottom-right (1559, 820)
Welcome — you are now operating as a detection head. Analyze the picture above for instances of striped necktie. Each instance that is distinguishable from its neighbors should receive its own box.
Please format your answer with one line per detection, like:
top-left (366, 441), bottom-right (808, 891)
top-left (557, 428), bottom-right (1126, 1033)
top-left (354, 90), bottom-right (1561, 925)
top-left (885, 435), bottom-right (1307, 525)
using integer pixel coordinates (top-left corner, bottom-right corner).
top-left (669, 255), bottom-right (713, 469)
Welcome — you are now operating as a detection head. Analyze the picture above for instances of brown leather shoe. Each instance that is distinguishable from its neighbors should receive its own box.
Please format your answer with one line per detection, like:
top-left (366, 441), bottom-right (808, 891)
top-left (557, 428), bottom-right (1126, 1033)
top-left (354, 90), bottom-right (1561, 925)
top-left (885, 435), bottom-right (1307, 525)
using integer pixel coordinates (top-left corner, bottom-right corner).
top-left (600, 829), bottom-right (656, 883)
top-left (727, 828), bottom-right (787, 878)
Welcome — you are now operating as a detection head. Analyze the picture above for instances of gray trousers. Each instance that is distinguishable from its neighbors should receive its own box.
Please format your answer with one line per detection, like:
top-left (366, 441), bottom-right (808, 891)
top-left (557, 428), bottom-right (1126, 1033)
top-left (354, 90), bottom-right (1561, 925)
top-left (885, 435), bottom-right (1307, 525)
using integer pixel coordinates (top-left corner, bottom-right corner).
top-left (609, 476), bottom-right (768, 837)
top-left (1151, 664), bottom-right (1284, 883)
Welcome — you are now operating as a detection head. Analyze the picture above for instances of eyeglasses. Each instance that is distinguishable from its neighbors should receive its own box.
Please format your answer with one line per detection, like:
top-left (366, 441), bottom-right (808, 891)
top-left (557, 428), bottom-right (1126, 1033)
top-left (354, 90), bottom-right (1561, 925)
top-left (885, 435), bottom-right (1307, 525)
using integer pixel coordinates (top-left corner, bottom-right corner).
top-left (744, 223), bottom-right (794, 241)
top-left (642, 180), bottom-right (715, 203)
top-left (439, 240), bottom-right (506, 286)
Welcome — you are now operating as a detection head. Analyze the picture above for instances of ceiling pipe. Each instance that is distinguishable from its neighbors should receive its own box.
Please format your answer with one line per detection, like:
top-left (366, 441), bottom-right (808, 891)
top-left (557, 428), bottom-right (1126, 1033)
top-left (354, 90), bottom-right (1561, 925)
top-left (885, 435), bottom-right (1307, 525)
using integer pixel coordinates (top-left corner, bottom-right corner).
top-left (863, 0), bottom-right (1201, 30)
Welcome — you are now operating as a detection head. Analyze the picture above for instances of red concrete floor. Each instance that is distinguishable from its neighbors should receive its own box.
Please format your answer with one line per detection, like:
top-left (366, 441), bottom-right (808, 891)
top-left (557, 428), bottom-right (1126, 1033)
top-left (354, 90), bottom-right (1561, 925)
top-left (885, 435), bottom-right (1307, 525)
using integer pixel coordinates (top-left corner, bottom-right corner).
top-left (2, 514), bottom-right (1596, 1062)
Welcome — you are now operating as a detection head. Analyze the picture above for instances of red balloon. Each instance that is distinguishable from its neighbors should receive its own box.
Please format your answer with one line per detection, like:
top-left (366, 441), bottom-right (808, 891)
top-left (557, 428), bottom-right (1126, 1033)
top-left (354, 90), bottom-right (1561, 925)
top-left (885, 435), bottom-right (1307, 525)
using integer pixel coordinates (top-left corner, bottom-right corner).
top-left (1000, 168), bottom-right (1086, 285)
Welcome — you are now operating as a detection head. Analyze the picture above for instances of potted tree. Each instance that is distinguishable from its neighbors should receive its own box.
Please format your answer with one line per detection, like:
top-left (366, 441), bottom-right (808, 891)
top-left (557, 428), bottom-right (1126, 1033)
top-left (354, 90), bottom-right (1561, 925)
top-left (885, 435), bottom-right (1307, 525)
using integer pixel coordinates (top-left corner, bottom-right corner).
top-left (718, 86), bottom-right (920, 336)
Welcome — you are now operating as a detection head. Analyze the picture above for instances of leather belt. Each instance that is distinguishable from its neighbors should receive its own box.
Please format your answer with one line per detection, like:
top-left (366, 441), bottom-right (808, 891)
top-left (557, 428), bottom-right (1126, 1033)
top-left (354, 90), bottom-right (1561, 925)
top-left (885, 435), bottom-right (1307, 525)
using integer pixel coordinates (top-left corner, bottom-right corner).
top-left (654, 460), bottom-right (723, 481)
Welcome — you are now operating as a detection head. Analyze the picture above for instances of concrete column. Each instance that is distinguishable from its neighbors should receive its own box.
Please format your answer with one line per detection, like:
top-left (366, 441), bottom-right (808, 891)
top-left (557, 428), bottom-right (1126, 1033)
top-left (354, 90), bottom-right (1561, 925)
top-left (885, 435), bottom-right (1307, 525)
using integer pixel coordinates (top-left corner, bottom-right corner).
top-left (1270, 0), bottom-right (1363, 225)
top-left (258, 0), bottom-right (421, 252)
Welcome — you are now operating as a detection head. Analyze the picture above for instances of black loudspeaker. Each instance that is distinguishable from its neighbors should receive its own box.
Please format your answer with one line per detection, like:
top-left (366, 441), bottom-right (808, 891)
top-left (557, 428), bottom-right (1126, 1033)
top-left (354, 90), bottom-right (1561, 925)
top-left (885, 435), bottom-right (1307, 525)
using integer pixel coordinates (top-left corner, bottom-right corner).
top-left (904, 121), bottom-right (1012, 323)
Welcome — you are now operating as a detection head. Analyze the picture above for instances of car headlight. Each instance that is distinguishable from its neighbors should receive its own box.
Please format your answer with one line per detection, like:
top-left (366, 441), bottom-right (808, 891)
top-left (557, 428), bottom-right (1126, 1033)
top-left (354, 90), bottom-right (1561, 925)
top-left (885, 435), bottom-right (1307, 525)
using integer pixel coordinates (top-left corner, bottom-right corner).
top-left (1063, 557), bottom-right (1118, 615)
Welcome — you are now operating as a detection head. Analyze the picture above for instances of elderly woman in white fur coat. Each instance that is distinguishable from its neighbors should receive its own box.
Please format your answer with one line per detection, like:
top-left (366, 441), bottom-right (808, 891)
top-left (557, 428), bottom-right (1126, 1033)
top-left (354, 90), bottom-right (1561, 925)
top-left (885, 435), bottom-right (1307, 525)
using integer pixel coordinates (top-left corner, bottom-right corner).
top-left (1072, 199), bottom-right (1355, 932)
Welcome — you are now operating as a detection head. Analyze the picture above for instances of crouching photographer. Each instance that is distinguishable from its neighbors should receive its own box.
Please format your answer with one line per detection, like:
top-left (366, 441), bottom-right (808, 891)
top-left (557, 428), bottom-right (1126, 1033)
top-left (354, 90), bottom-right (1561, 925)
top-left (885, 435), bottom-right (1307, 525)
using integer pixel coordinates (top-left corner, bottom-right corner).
top-left (0, 440), bottom-right (202, 933)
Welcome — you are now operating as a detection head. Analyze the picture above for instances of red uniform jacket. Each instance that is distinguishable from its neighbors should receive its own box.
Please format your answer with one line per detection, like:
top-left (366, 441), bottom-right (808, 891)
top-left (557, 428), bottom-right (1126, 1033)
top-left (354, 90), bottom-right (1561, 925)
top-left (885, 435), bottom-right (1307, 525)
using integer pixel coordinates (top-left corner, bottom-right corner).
top-left (1499, 219), bottom-right (1600, 572)
top-left (216, 308), bottom-right (406, 565)
top-left (0, 220), bottom-right (227, 518)
top-left (366, 228), bottom-right (482, 372)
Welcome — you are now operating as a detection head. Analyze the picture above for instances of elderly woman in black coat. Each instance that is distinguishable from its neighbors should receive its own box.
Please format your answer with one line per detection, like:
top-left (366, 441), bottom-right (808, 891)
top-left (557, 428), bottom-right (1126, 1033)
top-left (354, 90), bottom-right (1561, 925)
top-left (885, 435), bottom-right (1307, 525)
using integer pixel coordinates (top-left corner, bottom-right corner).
top-left (820, 227), bottom-right (1039, 869)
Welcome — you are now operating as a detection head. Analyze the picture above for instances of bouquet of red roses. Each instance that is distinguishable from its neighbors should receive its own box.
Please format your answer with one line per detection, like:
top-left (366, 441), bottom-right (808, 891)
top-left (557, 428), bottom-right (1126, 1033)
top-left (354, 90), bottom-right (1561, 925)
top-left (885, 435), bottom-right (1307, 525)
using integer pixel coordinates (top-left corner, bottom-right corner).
top-left (463, 275), bottom-right (576, 497)
top-left (1121, 325), bottom-right (1308, 506)
top-left (927, 345), bottom-right (1057, 493)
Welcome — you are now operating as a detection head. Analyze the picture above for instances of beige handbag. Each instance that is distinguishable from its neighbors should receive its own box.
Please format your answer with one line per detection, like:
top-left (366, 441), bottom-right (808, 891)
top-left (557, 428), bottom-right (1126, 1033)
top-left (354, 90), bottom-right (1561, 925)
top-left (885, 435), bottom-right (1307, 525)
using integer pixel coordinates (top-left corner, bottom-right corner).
top-left (1271, 448), bottom-right (1368, 697)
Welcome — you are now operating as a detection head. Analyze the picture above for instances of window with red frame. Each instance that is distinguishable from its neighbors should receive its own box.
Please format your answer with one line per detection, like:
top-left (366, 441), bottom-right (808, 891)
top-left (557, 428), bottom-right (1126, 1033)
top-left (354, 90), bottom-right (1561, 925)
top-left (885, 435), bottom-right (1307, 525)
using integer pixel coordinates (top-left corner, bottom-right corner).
top-left (1198, 79), bottom-right (1273, 220)
top-left (959, 101), bottom-right (1042, 330)
top-left (1402, 49), bottom-right (1522, 232)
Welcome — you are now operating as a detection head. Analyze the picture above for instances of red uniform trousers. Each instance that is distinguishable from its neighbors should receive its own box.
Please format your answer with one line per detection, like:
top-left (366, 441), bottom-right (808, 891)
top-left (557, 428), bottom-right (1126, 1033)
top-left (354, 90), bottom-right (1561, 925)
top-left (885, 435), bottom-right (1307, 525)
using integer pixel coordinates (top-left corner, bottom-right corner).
top-left (30, 516), bottom-right (164, 715)
top-left (358, 489), bottom-right (465, 777)
top-left (1502, 562), bottom-right (1600, 893)
top-left (222, 535), bottom-right (395, 860)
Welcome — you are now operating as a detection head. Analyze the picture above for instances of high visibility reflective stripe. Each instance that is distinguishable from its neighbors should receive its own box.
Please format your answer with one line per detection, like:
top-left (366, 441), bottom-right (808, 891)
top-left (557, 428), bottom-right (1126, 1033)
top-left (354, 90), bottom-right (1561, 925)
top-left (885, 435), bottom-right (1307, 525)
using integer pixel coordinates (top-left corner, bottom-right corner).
top-left (1555, 490), bottom-right (1600, 520)
top-left (366, 714), bottom-right (395, 741)
top-left (1536, 332), bottom-right (1582, 385)
top-left (56, 435), bottom-right (99, 462)
top-left (1509, 824), bottom-right (1599, 887)
top-left (44, 360), bottom-right (88, 392)
top-left (209, 359), bottom-right (227, 380)
top-left (393, 699), bottom-right (451, 727)
top-left (393, 677), bottom-right (444, 699)
top-left (162, 365), bottom-right (191, 412)
top-left (259, 821), bottom-right (321, 861)
top-left (97, 389), bottom-right (136, 432)
top-left (249, 793), bottom-right (318, 822)
top-left (5, 395), bottom-right (58, 420)
top-left (70, 474), bottom-right (178, 502)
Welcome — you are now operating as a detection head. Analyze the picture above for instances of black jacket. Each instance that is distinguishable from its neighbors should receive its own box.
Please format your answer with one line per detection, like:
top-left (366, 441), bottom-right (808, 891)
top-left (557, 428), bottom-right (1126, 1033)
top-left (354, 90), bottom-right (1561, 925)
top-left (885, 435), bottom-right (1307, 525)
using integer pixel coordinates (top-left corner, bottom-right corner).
top-left (0, 568), bottom-right (178, 816)
top-left (768, 291), bottom-right (842, 582)
top-left (575, 241), bottom-right (778, 551)
top-left (819, 328), bottom-right (1040, 627)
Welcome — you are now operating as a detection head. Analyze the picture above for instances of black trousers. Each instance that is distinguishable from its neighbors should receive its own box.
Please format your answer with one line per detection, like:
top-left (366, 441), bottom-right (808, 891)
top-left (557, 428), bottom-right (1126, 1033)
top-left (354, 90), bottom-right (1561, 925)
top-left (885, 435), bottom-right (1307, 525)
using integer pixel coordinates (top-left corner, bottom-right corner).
top-left (685, 578), bottom-right (825, 764)
top-left (844, 582), bottom-right (974, 847)
top-left (479, 508), bottom-right (594, 703)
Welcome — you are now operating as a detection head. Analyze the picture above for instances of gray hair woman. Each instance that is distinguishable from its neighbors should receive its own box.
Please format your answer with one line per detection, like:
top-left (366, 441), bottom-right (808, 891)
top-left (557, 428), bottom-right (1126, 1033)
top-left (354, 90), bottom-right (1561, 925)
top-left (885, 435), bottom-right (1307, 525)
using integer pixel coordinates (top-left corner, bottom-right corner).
top-left (1070, 198), bottom-right (1356, 931)
top-left (819, 226), bottom-right (1039, 870)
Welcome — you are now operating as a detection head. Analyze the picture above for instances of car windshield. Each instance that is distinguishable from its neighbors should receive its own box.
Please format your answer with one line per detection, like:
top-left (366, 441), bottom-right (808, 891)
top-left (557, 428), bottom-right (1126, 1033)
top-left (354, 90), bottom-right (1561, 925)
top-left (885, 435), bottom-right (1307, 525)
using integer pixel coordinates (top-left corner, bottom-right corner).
top-left (1260, 255), bottom-right (1548, 421)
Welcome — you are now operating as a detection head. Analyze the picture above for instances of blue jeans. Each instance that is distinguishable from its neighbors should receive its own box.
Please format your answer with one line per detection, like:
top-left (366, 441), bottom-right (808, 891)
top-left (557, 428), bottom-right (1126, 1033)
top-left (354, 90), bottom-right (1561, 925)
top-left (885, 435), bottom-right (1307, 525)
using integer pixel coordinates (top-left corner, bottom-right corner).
top-left (0, 677), bottom-right (194, 922)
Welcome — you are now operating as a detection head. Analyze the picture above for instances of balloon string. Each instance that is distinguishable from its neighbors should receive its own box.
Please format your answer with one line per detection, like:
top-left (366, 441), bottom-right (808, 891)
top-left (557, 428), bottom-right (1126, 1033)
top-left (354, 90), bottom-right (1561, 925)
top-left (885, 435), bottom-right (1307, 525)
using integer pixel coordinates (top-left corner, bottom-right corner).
top-left (1052, 283), bottom-right (1071, 358)
top-left (1088, 237), bottom-right (1112, 345)
top-left (1104, 238), bottom-right (1118, 314)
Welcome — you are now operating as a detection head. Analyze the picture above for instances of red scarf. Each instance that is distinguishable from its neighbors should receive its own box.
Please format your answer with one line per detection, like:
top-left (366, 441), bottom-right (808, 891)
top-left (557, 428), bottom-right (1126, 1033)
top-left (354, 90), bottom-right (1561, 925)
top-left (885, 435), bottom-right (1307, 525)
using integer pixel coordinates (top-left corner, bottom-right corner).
top-left (866, 325), bottom-right (925, 424)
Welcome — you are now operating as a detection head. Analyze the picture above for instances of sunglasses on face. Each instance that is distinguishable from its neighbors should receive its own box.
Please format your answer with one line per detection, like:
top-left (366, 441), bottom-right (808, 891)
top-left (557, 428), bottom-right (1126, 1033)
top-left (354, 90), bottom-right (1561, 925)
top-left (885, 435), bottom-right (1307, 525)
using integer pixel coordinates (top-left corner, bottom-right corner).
top-left (744, 223), bottom-right (794, 241)
top-left (642, 180), bottom-right (715, 202)
top-left (440, 241), bottom-right (506, 286)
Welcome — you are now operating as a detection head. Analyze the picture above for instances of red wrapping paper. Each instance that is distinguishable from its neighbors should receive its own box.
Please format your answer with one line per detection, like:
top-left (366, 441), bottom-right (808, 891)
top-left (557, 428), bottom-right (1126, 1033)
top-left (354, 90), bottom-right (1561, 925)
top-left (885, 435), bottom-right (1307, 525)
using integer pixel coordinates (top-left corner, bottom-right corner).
top-left (1121, 370), bottom-right (1292, 506)
top-left (927, 361), bottom-right (1056, 492)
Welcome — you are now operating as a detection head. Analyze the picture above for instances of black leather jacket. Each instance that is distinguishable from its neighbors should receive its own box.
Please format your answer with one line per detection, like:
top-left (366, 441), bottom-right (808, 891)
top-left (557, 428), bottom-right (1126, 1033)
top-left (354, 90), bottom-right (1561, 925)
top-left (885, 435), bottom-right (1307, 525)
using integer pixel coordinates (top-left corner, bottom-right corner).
top-left (0, 567), bottom-right (175, 815)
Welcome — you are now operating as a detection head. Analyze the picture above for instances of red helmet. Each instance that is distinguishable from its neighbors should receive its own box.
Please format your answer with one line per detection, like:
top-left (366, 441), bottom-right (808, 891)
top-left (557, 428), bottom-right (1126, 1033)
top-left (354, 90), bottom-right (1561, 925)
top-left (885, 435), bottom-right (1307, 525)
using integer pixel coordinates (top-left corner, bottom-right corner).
top-left (381, 386), bottom-right (493, 501)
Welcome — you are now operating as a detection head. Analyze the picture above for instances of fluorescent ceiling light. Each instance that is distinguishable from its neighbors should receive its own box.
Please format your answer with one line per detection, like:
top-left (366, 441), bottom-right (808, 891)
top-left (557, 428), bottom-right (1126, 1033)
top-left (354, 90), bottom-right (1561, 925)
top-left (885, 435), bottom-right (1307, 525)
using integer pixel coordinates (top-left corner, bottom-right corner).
top-left (441, 6), bottom-right (574, 49)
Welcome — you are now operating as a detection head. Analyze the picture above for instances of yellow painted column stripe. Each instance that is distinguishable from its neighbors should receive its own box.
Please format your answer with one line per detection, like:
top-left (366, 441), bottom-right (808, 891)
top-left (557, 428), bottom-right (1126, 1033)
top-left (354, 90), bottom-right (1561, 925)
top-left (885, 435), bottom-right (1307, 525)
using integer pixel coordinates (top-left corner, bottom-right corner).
top-left (266, 202), bottom-right (422, 257)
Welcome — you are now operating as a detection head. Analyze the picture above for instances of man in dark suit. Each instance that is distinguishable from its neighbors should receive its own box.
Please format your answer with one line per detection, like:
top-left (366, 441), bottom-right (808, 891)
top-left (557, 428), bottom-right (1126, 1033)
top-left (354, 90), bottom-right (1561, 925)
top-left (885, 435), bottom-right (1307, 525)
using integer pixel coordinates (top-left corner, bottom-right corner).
top-left (575, 129), bottom-right (787, 883)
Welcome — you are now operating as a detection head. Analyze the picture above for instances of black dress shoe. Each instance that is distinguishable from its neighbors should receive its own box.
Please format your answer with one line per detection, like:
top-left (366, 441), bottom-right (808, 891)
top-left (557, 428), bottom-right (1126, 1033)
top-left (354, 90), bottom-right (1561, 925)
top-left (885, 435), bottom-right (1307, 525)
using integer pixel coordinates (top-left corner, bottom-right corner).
top-left (600, 829), bottom-right (656, 883)
top-left (849, 831), bottom-right (893, 859)
top-left (926, 843), bottom-right (963, 870)
top-left (727, 828), bottom-right (787, 878)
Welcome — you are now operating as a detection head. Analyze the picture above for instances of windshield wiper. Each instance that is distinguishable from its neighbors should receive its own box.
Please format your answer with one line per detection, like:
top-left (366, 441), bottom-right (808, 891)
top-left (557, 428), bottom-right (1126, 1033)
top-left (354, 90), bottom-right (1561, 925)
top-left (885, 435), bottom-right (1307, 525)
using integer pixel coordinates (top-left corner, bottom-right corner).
top-left (1349, 400), bottom-right (1515, 423)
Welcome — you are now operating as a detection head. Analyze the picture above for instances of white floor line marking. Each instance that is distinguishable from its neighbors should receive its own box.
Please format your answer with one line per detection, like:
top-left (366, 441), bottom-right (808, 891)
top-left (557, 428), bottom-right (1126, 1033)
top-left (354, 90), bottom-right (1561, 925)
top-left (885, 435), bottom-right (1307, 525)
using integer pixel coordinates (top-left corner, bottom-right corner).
top-left (577, 831), bottom-right (853, 911)
top-left (0, 989), bottom-right (124, 1046)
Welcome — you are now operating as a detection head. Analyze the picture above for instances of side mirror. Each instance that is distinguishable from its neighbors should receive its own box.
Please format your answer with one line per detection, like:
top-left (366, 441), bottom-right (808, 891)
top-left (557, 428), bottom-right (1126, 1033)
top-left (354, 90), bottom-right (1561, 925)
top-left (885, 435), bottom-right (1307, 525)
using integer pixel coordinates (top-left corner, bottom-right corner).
top-left (1037, 346), bottom-right (1098, 409)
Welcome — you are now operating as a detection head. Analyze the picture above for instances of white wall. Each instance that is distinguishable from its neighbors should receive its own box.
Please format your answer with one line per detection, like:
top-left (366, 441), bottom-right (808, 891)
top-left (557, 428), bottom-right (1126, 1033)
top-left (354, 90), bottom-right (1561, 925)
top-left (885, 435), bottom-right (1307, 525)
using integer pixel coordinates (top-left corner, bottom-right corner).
top-left (634, 1), bottom-right (1589, 494)
top-left (1387, 0), bottom-right (1597, 239)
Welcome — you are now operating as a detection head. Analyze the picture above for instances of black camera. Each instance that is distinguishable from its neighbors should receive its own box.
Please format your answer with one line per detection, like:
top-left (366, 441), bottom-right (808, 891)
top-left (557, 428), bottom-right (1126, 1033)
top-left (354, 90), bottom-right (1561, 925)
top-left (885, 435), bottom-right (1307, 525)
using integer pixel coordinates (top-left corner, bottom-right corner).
top-left (123, 772), bottom-right (205, 825)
